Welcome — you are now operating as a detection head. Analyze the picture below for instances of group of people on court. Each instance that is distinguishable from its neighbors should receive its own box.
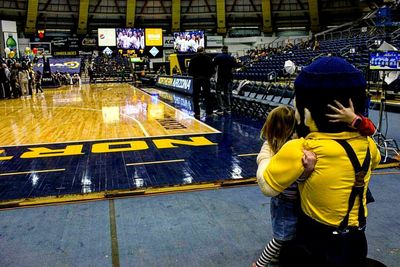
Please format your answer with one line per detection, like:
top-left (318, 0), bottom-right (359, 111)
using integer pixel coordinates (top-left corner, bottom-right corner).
top-left (252, 57), bottom-right (382, 267)
top-left (188, 45), bottom-right (239, 118)
top-left (0, 60), bottom-right (43, 99)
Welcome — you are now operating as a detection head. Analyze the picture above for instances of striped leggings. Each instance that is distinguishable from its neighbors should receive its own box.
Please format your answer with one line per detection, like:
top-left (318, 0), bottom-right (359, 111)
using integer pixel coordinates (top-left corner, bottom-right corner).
top-left (255, 238), bottom-right (284, 267)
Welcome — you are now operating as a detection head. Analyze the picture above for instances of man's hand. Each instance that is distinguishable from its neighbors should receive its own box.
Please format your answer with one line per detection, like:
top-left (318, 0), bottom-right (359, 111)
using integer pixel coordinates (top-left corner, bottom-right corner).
top-left (302, 150), bottom-right (316, 172)
top-left (299, 149), bottom-right (317, 181)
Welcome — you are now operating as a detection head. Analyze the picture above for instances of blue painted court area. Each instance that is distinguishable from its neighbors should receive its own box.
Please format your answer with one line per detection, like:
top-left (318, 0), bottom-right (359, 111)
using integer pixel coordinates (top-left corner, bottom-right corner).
top-left (0, 127), bottom-right (262, 203)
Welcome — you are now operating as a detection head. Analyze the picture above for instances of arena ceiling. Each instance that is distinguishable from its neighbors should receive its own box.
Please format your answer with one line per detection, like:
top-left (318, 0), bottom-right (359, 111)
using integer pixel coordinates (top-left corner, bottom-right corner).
top-left (0, 0), bottom-right (370, 35)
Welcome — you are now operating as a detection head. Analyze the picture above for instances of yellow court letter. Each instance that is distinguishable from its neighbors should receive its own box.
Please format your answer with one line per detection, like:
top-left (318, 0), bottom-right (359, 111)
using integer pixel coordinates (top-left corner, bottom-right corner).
top-left (92, 141), bottom-right (148, 153)
top-left (21, 145), bottom-right (84, 158)
top-left (153, 136), bottom-right (216, 149)
top-left (0, 149), bottom-right (13, 160)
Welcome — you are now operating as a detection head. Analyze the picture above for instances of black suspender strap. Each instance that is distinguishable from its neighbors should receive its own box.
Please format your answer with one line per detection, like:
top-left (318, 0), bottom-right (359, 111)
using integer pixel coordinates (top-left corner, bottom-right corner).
top-left (334, 139), bottom-right (371, 232)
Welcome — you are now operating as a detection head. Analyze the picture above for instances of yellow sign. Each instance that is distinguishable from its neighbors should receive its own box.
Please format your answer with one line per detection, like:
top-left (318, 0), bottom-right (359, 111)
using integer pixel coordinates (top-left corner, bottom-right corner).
top-left (158, 77), bottom-right (174, 86)
top-left (145, 28), bottom-right (163, 46)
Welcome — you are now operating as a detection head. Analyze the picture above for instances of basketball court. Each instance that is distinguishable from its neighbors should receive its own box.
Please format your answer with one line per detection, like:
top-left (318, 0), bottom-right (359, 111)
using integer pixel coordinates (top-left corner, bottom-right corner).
top-left (0, 83), bottom-right (264, 208)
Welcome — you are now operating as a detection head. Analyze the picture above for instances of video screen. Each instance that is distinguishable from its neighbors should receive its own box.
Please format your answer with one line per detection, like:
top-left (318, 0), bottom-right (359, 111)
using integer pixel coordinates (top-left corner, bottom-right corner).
top-left (370, 51), bottom-right (400, 70)
top-left (173, 31), bottom-right (205, 53)
top-left (116, 28), bottom-right (145, 50)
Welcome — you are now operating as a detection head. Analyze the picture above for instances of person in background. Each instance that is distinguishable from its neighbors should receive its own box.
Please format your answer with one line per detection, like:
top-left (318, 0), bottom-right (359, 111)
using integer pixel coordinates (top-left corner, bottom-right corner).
top-left (213, 46), bottom-right (238, 114)
top-left (0, 64), bottom-right (11, 99)
top-left (10, 62), bottom-right (20, 98)
top-left (188, 46), bottom-right (215, 118)
top-left (66, 72), bottom-right (73, 85)
top-left (27, 62), bottom-right (35, 95)
top-left (119, 67), bottom-right (126, 82)
top-left (73, 73), bottom-right (81, 86)
top-left (18, 62), bottom-right (30, 99)
top-left (35, 70), bottom-right (43, 94)
top-left (157, 65), bottom-right (166, 76)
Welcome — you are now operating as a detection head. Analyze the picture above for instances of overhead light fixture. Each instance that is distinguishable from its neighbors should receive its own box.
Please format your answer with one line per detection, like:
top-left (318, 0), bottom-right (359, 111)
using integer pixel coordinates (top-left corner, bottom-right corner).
top-left (277, 26), bottom-right (306, 30)
top-left (231, 26), bottom-right (259, 29)
top-left (45, 29), bottom-right (71, 32)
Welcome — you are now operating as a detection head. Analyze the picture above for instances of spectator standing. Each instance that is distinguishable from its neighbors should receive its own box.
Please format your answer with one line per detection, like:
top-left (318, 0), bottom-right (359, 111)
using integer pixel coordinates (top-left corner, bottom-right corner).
top-left (0, 64), bottom-right (11, 99)
top-left (72, 73), bottom-right (81, 86)
top-left (10, 62), bottom-right (19, 98)
top-left (188, 46), bottom-right (215, 118)
top-left (18, 63), bottom-right (30, 98)
top-left (213, 45), bottom-right (238, 114)
top-left (27, 62), bottom-right (35, 95)
top-left (35, 71), bottom-right (43, 94)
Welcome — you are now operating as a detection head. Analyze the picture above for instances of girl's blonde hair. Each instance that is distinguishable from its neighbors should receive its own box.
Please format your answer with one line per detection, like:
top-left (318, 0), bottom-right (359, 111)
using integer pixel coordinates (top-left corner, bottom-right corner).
top-left (260, 105), bottom-right (296, 154)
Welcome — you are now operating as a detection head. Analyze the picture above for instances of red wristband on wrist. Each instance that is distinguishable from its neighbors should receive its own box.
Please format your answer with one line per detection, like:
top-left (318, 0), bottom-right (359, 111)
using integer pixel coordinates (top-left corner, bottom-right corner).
top-left (351, 116), bottom-right (362, 128)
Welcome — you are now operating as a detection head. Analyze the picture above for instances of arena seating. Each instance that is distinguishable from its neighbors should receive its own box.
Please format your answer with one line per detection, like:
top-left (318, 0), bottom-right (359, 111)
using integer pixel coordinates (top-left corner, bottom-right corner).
top-left (234, 28), bottom-right (399, 83)
top-left (90, 56), bottom-right (131, 83)
top-left (229, 81), bottom-right (295, 119)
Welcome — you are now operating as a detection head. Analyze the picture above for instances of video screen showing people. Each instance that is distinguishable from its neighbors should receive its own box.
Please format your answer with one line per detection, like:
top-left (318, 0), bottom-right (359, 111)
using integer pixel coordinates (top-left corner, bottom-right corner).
top-left (173, 31), bottom-right (205, 53)
top-left (369, 51), bottom-right (400, 70)
top-left (116, 28), bottom-right (145, 50)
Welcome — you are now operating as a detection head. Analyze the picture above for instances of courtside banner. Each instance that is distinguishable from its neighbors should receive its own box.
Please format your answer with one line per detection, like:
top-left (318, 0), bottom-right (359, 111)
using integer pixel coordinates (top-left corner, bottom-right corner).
top-left (156, 75), bottom-right (193, 95)
top-left (34, 58), bottom-right (81, 74)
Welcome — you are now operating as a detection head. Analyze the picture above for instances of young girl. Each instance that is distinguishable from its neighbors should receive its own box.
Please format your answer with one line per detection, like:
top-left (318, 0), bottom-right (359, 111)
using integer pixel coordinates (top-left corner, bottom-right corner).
top-left (253, 101), bottom-right (376, 267)
top-left (253, 105), bottom-right (316, 267)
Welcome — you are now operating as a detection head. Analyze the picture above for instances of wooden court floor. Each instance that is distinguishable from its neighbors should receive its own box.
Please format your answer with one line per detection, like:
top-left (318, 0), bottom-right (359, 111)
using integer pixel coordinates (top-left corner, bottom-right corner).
top-left (0, 83), bottom-right (218, 147)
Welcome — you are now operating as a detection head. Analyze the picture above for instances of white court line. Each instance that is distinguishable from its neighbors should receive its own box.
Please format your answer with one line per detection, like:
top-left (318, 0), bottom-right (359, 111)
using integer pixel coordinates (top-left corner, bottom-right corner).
top-left (126, 159), bottom-right (185, 166)
top-left (0, 168), bottom-right (66, 176)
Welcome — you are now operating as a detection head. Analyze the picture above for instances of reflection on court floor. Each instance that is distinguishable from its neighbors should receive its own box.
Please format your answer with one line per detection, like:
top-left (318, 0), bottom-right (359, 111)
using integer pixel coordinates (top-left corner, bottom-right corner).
top-left (0, 83), bottom-right (218, 147)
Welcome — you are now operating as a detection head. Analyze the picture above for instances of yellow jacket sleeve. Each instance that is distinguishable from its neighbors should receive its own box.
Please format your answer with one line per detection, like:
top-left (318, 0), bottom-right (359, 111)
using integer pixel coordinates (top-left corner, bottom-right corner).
top-left (263, 139), bottom-right (305, 193)
top-left (368, 136), bottom-right (381, 170)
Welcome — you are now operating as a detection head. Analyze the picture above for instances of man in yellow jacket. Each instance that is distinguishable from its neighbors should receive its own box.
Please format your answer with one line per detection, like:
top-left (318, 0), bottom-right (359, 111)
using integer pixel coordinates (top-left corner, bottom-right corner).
top-left (257, 57), bottom-right (381, 267)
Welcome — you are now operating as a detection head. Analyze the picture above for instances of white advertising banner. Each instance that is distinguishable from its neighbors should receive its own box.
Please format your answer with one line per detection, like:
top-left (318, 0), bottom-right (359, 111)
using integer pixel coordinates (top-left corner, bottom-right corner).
top-left (163, 36), bottom-right (174, 48)
top-left (98, 28), bottom-right (116, 47)
top-left (206, 36), bottom-right (223, 47)
top-left (1, 20), bottom-right (17, 32)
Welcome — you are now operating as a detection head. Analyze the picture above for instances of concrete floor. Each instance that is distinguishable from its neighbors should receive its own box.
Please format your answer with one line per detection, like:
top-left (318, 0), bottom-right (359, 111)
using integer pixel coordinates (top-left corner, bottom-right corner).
top-left (0, 168), bottom-right (399, 267)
